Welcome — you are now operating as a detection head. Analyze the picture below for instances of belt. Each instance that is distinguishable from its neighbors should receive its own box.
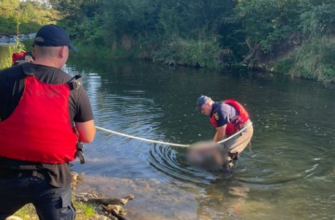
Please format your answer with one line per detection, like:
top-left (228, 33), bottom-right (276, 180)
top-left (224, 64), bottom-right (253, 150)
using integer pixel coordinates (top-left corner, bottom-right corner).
top-left (0, 170), bottom-right (46, 180)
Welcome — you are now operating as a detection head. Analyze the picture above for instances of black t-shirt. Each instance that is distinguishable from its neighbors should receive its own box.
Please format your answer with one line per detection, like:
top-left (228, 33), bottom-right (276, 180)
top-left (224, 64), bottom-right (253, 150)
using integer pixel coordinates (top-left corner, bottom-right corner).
top-left (0, 63), bottom-right (94, 187)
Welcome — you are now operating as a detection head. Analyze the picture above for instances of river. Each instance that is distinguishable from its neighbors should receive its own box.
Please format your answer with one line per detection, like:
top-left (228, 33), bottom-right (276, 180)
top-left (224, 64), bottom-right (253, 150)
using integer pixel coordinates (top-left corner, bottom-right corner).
top-left (1, 46), bottom-right (335, 219)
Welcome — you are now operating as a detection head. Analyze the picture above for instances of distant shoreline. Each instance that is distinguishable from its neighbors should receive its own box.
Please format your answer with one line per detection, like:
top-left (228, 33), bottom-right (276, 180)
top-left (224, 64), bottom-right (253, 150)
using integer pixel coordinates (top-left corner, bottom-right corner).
top-left (0, 42), bottom-right (15, 46)
top-left (0, 33), bottom-right (35, 44)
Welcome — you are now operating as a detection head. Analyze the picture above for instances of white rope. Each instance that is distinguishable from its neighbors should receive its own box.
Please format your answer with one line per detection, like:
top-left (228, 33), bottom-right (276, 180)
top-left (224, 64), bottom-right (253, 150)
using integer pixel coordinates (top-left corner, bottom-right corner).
top-left (95, 126), bottom-right (189, 147)
top-left (217, 121), bottom-right (253, 144)
top-left (95, 121), bottom-right (252, 148)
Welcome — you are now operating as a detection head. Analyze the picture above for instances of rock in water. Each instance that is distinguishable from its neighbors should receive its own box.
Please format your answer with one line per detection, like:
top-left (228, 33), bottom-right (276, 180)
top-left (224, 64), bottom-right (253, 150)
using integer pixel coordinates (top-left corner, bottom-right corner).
top-left (6, 216), bottom-right (23, 220)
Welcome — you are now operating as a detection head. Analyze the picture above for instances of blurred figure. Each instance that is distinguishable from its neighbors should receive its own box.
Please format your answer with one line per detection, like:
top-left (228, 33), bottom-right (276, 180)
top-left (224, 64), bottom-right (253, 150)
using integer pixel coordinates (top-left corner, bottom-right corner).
top-left (187, 141), bottom-right (228, 172)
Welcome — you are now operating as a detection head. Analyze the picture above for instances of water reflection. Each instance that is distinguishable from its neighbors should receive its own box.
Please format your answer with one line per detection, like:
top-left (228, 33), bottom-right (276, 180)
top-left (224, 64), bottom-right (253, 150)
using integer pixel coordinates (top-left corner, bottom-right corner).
top-left (196, 181), bottom-right (250, 219)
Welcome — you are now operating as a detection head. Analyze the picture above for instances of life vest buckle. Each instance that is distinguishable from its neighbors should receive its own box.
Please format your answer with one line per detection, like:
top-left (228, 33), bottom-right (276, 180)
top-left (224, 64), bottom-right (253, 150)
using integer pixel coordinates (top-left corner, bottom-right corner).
top-left (231, 117), bottom-right (245, 131)
top-left (68, 75), bottom-right (82, 90)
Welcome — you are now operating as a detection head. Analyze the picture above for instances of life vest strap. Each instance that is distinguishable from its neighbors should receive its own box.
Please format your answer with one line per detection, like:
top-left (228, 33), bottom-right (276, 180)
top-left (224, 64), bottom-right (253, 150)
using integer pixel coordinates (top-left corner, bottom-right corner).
top-left (68, 75), bottom-right (82, 90)
top-left (75, 142), bottom-right (85, 164)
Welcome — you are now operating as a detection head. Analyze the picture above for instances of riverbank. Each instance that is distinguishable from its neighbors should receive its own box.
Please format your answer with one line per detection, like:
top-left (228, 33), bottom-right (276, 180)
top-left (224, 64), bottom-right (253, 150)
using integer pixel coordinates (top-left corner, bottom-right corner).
top-left (11, 172), bottom-right (133, 220)
top-left (12, 199), bottom-right (100, 220)
top-left (43, 0), bottom-right (335, 83)
top-left (68, 36), bottom-right (335, 84)
top-left (0, 34), bottom-right (35, 45)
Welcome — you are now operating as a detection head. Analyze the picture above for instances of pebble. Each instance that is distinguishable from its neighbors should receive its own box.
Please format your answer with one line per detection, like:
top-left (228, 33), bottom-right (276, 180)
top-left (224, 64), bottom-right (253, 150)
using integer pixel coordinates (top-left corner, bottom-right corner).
top-left (98, 215), bottom-right (112, 220)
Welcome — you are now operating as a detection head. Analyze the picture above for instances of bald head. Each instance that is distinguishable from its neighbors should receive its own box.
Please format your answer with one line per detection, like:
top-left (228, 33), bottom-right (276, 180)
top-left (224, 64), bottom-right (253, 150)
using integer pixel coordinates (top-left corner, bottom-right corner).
top-left (33, 45), bottom-right (69, 68)
top-left (34, 46), bottom-right (61, 58)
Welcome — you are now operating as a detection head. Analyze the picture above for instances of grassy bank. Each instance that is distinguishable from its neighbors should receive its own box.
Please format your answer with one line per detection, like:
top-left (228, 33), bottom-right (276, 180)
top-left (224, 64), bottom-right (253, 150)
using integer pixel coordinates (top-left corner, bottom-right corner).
top-left (21, 34), bottom-right (335, 83)
top-left (71, 43), bottom-right (134, 60)
top-left (68, 37), bottom-right (233, 69)
top-left (13, 199), bottom-right (97, 220)
top-left (21, 37), bottom-right (246, 71)
top-left (269, 37), bottom-right (335, 83)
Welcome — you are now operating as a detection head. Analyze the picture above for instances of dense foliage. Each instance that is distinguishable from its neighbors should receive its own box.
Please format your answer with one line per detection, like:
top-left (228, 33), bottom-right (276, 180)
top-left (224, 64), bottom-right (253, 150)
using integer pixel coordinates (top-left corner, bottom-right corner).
top-left (1, 0), bottom-right (335, 81)
top-left (0, 0), bottom-right (58, 34)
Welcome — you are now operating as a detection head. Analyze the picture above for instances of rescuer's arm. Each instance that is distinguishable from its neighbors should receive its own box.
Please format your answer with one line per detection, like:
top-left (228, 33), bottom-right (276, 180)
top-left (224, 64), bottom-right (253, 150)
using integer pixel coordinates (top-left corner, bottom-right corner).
top-left (72, 84), bottom-right (95, 143)
top-left (75, 120), bottom-right (96, 143)
top-left (213, 125), bottom-right (226, 142)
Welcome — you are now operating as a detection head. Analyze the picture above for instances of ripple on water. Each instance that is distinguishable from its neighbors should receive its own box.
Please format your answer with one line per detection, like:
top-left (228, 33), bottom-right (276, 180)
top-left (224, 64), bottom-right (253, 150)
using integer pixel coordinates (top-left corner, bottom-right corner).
top-left (62, 61), bottom-right (335, 220)
top-left (148, 144), bottom-right (224, 185)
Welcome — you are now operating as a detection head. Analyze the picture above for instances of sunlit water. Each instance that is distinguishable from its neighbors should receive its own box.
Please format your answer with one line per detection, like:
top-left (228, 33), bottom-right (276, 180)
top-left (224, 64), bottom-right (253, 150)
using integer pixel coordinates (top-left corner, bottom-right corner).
top-left (2, 47), bottom-right (335, 219)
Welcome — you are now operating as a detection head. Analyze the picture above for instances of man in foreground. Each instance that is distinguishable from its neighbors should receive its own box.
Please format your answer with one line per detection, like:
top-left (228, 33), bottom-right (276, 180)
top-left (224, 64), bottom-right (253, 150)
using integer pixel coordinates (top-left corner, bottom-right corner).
top-left (0, 24), bottom-right (96, 220)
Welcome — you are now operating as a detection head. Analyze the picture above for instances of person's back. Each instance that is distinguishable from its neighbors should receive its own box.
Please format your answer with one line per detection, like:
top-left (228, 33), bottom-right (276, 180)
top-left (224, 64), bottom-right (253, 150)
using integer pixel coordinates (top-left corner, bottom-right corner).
top-left (0, 24), bottom-right (96, 220)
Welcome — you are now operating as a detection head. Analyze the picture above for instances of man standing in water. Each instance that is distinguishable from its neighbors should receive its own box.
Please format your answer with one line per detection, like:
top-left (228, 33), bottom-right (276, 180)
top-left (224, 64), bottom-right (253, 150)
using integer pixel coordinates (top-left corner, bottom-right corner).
top-left (0, 24), bottom-right (96, 219)
top-left (195, 95), bottom-right (253, 171)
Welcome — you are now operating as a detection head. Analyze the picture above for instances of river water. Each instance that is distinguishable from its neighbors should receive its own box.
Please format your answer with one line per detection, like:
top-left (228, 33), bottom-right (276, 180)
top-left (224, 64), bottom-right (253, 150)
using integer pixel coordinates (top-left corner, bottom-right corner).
top-left (2, 46), bottom-right (335, 219)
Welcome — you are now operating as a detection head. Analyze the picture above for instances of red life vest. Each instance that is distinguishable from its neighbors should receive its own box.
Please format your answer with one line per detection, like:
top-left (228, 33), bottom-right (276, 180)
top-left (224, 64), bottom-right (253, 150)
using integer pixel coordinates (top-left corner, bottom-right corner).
top-left (12, 52), bottom-right (27, 65)
top-left (0, 74), bottom-right (78, 164)
top-left (210, 99), bottom-right (250, 136)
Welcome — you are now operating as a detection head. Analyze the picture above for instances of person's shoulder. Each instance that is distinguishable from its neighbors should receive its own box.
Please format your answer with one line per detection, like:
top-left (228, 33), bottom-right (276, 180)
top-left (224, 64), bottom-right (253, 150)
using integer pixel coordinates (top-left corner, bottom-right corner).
top-left (47, 66), bottom-right (72, 80)
top-left (30, 64), bottom-right (73, 83)
top-left (0, 63), bottom-right (25, 79)
top-left (214, 102), bottom-right (224, 110)
top-left (0, 63), bottom-right (23, 73)
top-left (29, 63), bottom-right (67, 74)
top-left (215, 102), bottom-right (231, 114)
top-left (210, 102), bottom-right (220, 115)
top-left (221, 102), bottom-right (231, 108)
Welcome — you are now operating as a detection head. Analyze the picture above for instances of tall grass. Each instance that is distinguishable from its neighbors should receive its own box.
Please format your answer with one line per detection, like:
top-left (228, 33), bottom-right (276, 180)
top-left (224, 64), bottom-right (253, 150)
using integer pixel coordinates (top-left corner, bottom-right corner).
top-left (0, 45), bottom-right (13, 70)
top-left (289, 37), bottom-right (335, 82)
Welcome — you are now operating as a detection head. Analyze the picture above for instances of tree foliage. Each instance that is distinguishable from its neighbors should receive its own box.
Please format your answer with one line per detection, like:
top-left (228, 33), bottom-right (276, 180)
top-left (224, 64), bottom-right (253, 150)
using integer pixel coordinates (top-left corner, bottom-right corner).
top-left (2, 0), bottom-right (335, 80)
top-left (0, 0), bottom-right (58, 34)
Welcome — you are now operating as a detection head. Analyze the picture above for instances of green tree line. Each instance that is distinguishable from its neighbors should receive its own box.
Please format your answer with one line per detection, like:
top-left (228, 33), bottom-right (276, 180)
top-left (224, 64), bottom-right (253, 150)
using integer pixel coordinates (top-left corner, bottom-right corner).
top-left (47, 0), bottom-right (335, 82)
top-left (2, 0), bottom-right (335, 82)
top-left (0, 0), bottom-right (58, 35)
top-left (0, 0), bottom-right (58, 69)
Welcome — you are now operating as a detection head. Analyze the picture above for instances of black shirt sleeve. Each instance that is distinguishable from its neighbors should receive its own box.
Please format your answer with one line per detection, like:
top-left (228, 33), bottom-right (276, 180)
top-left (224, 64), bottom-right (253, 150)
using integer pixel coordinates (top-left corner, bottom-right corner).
top-left (0, 65), bottom-right (25, 121)
top-left (69, 87), bottom-right (94, 122)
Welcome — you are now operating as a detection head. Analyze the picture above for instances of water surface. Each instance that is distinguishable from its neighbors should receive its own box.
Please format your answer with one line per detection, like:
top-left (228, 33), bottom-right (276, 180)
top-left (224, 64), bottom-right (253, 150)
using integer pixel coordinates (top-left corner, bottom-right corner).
top-left (2, 48), bottom-right (335, 219)
top-left (67, 58), bottom-right (335, 220)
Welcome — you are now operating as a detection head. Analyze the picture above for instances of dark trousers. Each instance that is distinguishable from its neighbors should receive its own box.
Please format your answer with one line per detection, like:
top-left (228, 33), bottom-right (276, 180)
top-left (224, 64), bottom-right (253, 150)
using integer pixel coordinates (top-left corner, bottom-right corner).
top-left (0, 175), bottom-right (75, 220)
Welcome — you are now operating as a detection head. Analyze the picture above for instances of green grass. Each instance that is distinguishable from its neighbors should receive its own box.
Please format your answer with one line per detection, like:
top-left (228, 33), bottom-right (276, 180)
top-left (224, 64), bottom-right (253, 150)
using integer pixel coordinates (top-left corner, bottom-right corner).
top-left (13, 197), bottom-right (98, 220)
top-left (289, 37), bottom-right (335, 82)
